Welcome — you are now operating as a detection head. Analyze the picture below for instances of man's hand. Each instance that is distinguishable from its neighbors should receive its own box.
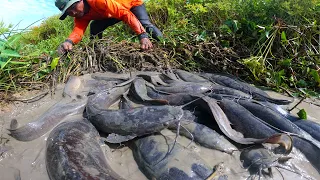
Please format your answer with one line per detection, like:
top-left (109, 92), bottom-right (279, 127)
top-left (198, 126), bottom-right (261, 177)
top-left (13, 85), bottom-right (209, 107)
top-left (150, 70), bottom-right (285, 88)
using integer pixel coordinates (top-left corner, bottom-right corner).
top-left (140, 38), bottom-right (153, 50)
top-left (57, 40), bottom-right (73, 56)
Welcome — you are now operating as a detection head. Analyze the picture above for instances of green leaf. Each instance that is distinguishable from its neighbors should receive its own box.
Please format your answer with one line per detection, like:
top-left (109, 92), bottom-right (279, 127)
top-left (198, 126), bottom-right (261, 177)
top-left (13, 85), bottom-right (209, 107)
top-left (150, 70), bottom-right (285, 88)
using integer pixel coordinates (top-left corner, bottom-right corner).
top-left (224, 19), bottom-right (239, 33)
top-left (50, 57), bottom-right (59, 70)
top-left (7, 34), bottom-right (22, 47)
top-left (220, 40), bottom-right (230, 48)
top-left (0, 49), bottom-right (21, 58)
top-left (297, 79), bottom-right (307, 87)
top-left (0, 57), bottom-right (11, 69)
top-left (281, 31), bottom-right (287, 44)
top-left (297, 109), bottom-right (307, 119)
top-left (278, 59), bottom-right (291, 67)
top-left (310, 69), bottom-right (320, 85)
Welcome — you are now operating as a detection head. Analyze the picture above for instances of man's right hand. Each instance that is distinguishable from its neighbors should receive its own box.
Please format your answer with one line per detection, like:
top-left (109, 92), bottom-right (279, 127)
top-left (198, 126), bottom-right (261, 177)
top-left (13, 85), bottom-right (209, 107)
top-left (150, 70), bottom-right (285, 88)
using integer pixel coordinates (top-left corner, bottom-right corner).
top-left (57, 40), bottom-right (73, 56)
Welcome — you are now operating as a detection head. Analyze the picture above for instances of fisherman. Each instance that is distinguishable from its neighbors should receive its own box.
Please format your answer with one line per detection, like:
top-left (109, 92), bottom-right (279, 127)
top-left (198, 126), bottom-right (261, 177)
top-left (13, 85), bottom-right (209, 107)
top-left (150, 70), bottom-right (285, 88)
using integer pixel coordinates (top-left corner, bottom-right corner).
top-left (55, 0), bottom-right (163, 54)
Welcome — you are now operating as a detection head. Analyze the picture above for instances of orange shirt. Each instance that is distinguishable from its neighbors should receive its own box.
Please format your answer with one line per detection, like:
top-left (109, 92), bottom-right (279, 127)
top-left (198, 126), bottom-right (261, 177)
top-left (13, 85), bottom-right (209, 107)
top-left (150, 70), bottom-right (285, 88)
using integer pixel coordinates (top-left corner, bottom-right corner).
top-left (68, 0), bottom-right (145, 44)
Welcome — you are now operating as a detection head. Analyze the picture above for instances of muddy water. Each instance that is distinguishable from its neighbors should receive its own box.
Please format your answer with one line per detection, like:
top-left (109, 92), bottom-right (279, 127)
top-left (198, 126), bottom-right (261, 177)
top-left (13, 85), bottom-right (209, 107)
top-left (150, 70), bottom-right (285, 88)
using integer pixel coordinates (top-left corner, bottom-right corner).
top-left (0, 83), bottom-right (319, 180)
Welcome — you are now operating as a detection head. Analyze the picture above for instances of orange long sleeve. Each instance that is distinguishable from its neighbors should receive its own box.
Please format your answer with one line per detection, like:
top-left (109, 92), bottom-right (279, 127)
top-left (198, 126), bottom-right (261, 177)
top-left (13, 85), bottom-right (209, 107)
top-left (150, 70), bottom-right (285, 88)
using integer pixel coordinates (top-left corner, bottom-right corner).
top-left (67, 0), bottom-right (145, 44)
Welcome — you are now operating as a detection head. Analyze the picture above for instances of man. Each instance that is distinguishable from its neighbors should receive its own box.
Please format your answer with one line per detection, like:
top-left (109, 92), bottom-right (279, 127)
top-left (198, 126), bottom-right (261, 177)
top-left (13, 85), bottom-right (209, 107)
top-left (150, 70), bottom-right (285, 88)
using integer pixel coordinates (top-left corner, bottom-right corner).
top-left (55, 0), bottom-right (163, 54)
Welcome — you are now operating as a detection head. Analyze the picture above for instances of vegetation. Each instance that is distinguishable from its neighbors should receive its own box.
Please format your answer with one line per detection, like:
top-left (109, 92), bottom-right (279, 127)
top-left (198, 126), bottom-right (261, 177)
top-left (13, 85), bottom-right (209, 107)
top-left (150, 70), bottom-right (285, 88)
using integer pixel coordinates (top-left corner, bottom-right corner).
top-left (0, 0), bottom-right (319, 100)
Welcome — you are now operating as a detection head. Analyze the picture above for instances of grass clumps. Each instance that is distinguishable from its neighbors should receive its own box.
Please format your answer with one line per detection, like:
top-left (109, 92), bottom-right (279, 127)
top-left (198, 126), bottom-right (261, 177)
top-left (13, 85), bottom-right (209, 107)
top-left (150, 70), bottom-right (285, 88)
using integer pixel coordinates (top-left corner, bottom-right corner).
top-left (0, 0), bottom-right (319, 100)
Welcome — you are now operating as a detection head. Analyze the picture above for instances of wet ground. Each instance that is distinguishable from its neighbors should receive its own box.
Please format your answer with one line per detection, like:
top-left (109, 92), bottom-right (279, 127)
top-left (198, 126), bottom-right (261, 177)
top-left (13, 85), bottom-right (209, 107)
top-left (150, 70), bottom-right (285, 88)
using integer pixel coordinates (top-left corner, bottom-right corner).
top-left (0, 83), bottom-right (319, 180)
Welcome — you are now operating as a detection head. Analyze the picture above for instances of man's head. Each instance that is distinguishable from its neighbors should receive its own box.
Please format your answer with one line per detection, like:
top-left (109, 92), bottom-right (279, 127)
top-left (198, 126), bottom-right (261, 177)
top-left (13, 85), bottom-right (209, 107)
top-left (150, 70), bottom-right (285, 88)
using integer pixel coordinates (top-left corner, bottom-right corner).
top-left (55, 0), bottom-right (85, 20)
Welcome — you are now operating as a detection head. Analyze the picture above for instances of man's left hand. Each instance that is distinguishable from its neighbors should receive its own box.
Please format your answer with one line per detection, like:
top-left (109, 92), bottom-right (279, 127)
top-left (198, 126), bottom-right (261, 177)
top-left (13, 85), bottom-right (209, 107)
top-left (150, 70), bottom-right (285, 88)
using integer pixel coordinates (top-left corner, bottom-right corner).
top-left (140, 38), bottom-right (153, 50)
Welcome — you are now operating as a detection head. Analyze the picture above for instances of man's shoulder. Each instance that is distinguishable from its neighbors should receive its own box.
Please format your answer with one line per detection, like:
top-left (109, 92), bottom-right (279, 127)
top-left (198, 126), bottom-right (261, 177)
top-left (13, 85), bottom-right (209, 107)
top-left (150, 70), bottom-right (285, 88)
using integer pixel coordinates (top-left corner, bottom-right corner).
top-left (86, 0), bottom-right (107, 10)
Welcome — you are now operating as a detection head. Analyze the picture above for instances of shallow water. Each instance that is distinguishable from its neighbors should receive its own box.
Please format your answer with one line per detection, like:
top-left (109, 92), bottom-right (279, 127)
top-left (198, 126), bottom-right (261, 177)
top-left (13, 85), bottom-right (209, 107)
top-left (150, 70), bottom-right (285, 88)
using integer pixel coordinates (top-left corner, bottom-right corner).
top-left (0, 80), bottom-right (319, 180)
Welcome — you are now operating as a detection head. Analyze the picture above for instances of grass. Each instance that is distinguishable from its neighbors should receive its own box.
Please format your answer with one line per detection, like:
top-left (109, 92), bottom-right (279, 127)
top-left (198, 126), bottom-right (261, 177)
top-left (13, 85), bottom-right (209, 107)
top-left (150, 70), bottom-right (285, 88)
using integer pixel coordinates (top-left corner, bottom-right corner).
top-left (0, 0), bottom-right (319, 100)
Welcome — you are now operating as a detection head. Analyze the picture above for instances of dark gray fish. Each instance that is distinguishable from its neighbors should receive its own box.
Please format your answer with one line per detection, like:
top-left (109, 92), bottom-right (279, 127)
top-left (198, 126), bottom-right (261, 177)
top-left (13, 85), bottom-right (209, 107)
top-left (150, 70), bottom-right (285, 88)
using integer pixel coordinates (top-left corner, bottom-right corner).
top-left (130, 78), bottom-right (169, 104)
top-left (241, 147), bottom-right (278, 172)
top-left (195, 97), bottom-right (268, 144)
top-left (294, 120), bottom-right (320, 142)
top-left (107, 96), bottom-right (195, 144)
top-left (218, 99), bottom-right (277, 139)
top-left (173, 69), bottom-right (210, 83)
top-left (219, 99), bottom-right (320, 172)
top-left (237, 99), bottom-right (318, 141)
top-left (105, 93), bottom-right (138, 144)
top-left (118, 93), bottom-right (132, 110)
top-left (63, 75), bottom-right (121, 98)
top-left (240, 147), bottom-right (300, 179)
top-left (169, 121), bottom-right (237, 154)
top-left (164, 70), bottom-right (183, 82)
top-left (146, 86), bottom-right (199, 106)
top-left (199, 73), bottom-right (292, 105)
top-left (8, 99), bottom-right (87, 141)
top-left (46, 119), bottom-right (124, 180)
top-left (131, 134), bottom-right (214, 180)
top-left (104, 133), bottom-right (136, 144)
top-left (292, 136), bottom-right (320, 172)
top-left (91, 72), bottom-right (131, 81)
top-left (88, 105), bottom-right (184, 136)
top-left (155, 81), bottom-right (212, 94)
top-left (85, 83), bottom-right (131, 117)
top-left (208, 84), bottom-right (251, 98)
top-left (92, 71), bottom-right (168, 86)
top-left (257, 101), bottom-right (300, 122)
top-left (136, 72), bottom-right (169, 86)
top-left (263, 102), bottom-right (320, 124)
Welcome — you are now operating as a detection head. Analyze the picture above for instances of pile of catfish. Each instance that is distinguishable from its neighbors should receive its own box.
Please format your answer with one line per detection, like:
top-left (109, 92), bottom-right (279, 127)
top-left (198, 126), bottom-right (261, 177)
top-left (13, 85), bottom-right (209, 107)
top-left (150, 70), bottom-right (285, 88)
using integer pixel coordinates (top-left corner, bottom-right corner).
top-left (8, 69), bottom-right (320, 179)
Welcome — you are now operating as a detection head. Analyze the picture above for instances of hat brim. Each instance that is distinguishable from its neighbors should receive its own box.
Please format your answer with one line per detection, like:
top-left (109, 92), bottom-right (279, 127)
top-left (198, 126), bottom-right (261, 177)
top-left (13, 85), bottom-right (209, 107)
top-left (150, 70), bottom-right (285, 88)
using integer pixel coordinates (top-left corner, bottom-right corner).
top-left (59, 13), bottom-right (68, 20)
top-left (58, 0), bottom-right (80, 20)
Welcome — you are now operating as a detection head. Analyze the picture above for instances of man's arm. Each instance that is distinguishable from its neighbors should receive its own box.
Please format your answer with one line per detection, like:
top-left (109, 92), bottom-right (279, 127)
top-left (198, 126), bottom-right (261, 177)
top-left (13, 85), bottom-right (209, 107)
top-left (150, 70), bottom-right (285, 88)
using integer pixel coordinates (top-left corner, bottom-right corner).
top-left (68, 18), bottom-right (91, 44)
top-left (57, 19), bottom-right (90, 55)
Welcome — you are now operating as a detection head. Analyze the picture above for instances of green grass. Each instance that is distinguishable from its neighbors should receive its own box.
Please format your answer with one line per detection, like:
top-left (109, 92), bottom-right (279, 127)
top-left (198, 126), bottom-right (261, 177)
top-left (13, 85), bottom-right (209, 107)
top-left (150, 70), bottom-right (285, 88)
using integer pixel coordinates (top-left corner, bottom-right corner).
top-left (0, 0), bottom-right (319, 98)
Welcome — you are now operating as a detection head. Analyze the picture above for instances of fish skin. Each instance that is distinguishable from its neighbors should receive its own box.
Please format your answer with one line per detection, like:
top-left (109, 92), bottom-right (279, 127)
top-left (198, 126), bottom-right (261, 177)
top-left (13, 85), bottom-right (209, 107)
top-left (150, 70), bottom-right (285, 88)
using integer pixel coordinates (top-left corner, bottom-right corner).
top-left (85, 84), bottom-right (131, 117)
top-left (230, 99), bottom-right (320, 149)
top-left (91, 72), bottom-right (131, 81)
top-left (200, 73), bottom-right (292, 105)
top-left (218, 99), bottom-right (276, 139)
top-left (131, 134), bottom-right (214, 180)
top-left (240, 147), bottom-right (278, 171)
top-left (294, 120), bottom-right (320, 142)
top-left (130, 78), bottom-right (169, 104)
top-left (208, 84), bottom-right (251, 98)
top-left (88, 105), bottom-right (184, 136)
top-left (8, 99), bottom-right (87, 141)
top-left (237, 99), bottom-right (311, 136)
top-left (219, 99), bottom-right (320, 172)
top-left (104, 93), bottom-right (138, 144)
top-left (46, 119), bottom-right (124, 180)
top-left (62, 76), bottom-right (82, 99)
top-left (173, 69), bottom-right (210, 83)
top-left (199, 73), bottom-right (270, 97)
top-left (169, 121), bottom-right (237, 154)
top-left (194, 97), bottom-right (267, 144)
top-left (118, 93), bottom-right (132, 110)
top-left (292, 136), bottom-right (320, 172)
top-left (155, 81), bottom-right (212, 94)
top-left (146, 86), bottom-right (199, 106)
